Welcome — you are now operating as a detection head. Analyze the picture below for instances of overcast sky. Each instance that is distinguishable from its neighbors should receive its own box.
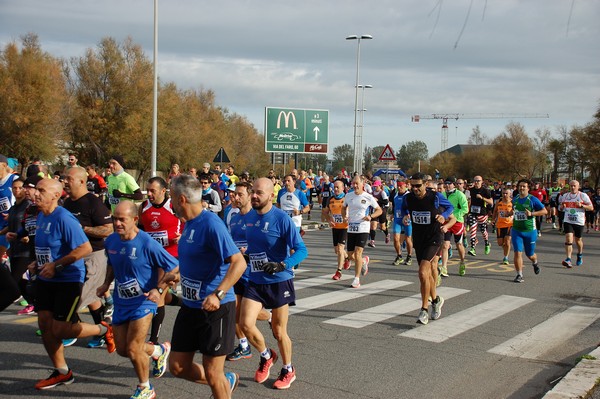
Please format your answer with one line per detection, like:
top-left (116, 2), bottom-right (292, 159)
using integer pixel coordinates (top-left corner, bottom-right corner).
top-left (1, 0), bottom-right (599, 158)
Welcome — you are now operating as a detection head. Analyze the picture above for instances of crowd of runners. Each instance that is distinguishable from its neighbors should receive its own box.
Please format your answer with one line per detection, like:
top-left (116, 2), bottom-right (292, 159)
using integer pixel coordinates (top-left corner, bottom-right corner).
top-left (0, 152), bottom-right (598, 398)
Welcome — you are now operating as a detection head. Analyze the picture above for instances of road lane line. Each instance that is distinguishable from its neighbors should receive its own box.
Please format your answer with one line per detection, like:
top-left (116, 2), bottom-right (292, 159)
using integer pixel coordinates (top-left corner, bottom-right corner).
top-left (488, 305), bottom-right (600, 359)
top-left (295, 274), bottom-right (354, 291)
top-left (324, 286), bottom-right (470, 328)
top-left (290, 279), bottom-right (411, 315)
top-left (399, 294), bottom-right (534, 342)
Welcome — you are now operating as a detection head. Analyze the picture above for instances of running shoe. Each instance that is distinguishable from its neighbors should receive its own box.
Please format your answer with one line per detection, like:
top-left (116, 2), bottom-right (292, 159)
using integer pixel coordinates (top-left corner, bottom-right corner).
top-left (101, 320), bottom-right (116, 353)
top-left (225, 372), bottom-right (239, 394)
top-left (385, 235), bottom-right (390, 244)
top-left (367, 240), bottom-right (375, 248)
top-left (458, 262), bottom-right (466, 276)
top-left (351, 277), bottom-right (360, 288)
top-left (36, 329), bottom-right (42, 336)
top-left (18, 304), bottom-right (36, 315)
top-left (87, 336), bottom-right (106, 348)
top-left (227, 344), bottom-right (252, 361)
top-left (436, 272), bottom-right (442, 287)
top-left (562, 258), bottom-right (572, 268)
top-left (332, 269), bottom-right (342, 280)
top-left (514, 274), bottom-right (523, 283)
top-left (393, 255), bottom-right (403, 266)
top-left (152, 341), bottom-right (171, 378)
top-left (437, 258), bottom-right (442, 266)
top-left (552, 223), bottom-right (557, 229)
top-left (538, 231), bottom-right (542, 237)
top-left (62, 338), bottom-right (77, 347)
top-left (532, 262), bottom-right (540, 275)
top-left (502, 257), bottom-right (509, 265)
top-left (484, 244), bottom-right (491, 255)
top-left (273, 367), bottom-right (296, 390)
top-left (19, 298), bottom-right (29, 307)
top-left (468, 247), bottom-right (476, 257)
top-left (255, 349), bottom-right (278, 383)
top-left (431, 296), bottom-right (445, 320)
top-left (361, 256), bottom-right (369, 276)
top-left (417, 309), bottom-right (429, 325)
top-left (448, 247), bottom-right (453, 258)
top-left (440, 265), bottom-right (448, 277)
top-left (576, 253), bottom-right (583, 266)
top-left (130, 384), bottom-right (155, 399)
top-left (104, 303), bottom-right (114, 318)
top-left (404, 256), bottom-right (412, 266)
top-left (35, 369), bottom-right (74, 390)
top-left (343, 258), bottom-right (350, 270)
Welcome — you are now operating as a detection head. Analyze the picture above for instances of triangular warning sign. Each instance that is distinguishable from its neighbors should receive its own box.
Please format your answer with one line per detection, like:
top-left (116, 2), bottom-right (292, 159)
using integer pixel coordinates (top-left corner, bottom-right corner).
top-left (213, 147), bottom-right (231, 164)
top-left (378, 144), bottom-right (396, 161)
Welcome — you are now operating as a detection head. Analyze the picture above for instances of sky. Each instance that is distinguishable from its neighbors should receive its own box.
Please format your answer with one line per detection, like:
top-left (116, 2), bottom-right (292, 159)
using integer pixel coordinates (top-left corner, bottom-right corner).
top-left (1, 0), bottom-right (599, 159)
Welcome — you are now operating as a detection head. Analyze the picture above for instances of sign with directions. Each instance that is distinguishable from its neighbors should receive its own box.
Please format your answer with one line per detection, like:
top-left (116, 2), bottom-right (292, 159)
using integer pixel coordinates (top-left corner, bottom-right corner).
top-left (265, 107), bottom-right (329, 154)
top-left (378, 144), bottom-right (396, 161)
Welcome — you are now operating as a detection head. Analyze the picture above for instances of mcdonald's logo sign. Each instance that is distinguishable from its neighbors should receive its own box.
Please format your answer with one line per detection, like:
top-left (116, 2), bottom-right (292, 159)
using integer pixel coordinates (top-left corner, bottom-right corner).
top-left (276, 111), bottom-right (297, 129)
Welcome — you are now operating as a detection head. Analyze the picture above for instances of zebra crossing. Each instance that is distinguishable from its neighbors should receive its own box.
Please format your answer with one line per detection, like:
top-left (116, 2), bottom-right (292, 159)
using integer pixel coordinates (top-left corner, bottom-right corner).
top-left (4, 270), bottom-right (600, 362)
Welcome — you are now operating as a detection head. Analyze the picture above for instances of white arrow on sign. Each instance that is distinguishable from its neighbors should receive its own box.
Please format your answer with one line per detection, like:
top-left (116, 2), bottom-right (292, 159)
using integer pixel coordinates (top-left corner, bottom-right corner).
top-left (313, 126), bottom-right (320, 141)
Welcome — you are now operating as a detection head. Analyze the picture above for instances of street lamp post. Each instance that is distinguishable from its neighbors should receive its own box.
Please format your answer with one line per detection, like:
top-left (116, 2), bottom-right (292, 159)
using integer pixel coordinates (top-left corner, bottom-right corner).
top-left (346, 34), bottom-right (372, 176)
top-left (357, 84), bottom-right (372, 174)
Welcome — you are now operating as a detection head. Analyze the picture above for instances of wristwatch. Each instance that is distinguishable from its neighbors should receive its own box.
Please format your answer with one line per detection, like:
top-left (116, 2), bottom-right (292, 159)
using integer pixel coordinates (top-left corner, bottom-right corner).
top-left (55, 264), bottom-right (64, 273)
top-left (215, 289), bottom-right (226, 301)
top-left (157, 287), bottom-right (164, 295)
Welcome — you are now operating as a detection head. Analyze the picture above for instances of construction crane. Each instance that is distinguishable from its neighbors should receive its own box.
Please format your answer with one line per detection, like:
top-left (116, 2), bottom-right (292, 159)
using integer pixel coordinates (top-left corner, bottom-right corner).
top-left (411, 113), bottom-right (550, 151)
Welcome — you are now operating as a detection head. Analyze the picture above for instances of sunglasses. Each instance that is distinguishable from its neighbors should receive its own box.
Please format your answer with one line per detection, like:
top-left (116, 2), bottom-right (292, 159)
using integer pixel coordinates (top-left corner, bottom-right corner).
top-left (411, 184), bottom-right (423, 188)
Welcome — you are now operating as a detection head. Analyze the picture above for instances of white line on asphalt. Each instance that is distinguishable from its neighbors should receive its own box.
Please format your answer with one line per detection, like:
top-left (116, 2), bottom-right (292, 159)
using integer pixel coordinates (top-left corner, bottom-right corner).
top-left (290, 279), bottom-right (411, 315)
top-left (399, 294), bottom-right (534, 342)
top-left (324, 286), bottom-right (470, 328)
top-left (488, 305), bottom-right (600, 359)
top-left (295, 273), bottom-right (354, 291)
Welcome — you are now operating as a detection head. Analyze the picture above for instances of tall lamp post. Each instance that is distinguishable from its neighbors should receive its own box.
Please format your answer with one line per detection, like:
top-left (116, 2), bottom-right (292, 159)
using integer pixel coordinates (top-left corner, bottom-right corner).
top-left (151, 0), bottom-right (158, 176)
top-left (357, 84), bottom-right (372, 174)
top-left (346, 34), bottom-right (372, 175)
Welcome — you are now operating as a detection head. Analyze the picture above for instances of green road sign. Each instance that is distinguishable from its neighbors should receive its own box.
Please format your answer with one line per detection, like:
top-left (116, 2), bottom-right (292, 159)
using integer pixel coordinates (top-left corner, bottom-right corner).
top-left (265, 107), bottom-right (329, 154)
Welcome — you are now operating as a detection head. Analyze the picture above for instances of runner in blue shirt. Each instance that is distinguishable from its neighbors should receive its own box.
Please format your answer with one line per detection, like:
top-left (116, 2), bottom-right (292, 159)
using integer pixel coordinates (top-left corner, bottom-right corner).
top-left (31, 178), bottom-right (112, 391)
top-left (98, 201), bottom-right (179, 399)
top-left (240, 177), bottom-right (308, 390)
top-left (167, 174), bottom-right (246, 398)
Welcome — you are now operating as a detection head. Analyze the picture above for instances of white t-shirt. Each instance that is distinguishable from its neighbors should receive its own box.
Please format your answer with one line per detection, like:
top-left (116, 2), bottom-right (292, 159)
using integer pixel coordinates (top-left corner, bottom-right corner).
top-left (559, 191), bottom-right (591, 226)
top-left (344, 191), bottom-right (380, 234)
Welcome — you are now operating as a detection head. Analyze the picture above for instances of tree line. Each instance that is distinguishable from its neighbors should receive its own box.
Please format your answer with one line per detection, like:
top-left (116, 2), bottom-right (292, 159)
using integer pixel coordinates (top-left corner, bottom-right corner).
top-left (0, 34), bottom-right (270, 178)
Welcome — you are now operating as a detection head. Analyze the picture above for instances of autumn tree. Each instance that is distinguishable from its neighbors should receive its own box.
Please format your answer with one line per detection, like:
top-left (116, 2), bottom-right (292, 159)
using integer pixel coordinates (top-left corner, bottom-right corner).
top-left (0, 33), bottom-right (68, 167)
top-left (490, 122), bottom-right (540, 180)
top-left (396, 140), bottom-right (428, 173)
top-left (332, 144), bottom-right (353, 174)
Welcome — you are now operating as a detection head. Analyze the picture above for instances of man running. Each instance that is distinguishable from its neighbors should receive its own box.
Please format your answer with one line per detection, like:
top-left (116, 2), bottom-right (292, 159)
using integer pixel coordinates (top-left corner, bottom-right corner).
top-left (467, 175), bottom-right (493, 256)
top-left (98, 201), bottom-right (179, 399)
top-left (168, 174), bottom-right (246, 398)
top-left (106, 155), bottom-right (143, 212)
top-left (240, 177), bottom-right (308, 389)
top-left (391, 181), bottom-right (413, 266)
top-left (441, 177), bottom-right (468, 276)
top-left (559, 180), bottom-right (593, 267)
top-left (400, 173), bottom-right (453, 325)
top-left (343, 175), bottom-right (381, 289)
top-left (328, 180), bottom-right (349, 280)
top-left (510, 179), bottom-right (547, 282)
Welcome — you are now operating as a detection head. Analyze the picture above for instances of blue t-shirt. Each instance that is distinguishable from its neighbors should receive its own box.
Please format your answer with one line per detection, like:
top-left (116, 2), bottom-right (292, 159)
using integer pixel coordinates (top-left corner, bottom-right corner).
top-left (228, 210), bottom-right (250, 283)
top-left (0, 173), bottom-right (17, 228)
top-left (105, 230), bottom-right (178, 309)
top-left (178, 210), bottom-right (240, 308)
top-left (35, 206), bottom-right (90, 283)
top-left (245, 206), bottom-right (308, 285)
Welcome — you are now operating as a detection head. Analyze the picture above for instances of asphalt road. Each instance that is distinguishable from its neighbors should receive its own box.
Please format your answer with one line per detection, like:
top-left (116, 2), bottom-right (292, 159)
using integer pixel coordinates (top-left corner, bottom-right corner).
top-left (1, 211), bottom-right (599, 399)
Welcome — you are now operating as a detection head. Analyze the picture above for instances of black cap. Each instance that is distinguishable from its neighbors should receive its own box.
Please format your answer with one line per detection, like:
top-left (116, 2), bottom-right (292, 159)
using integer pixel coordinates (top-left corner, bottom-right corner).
top-left (110, 155), bottom-right (125, 168)
top-left (444, 176), bottom-right (456, 184)
top-left (210, 169), bottom-right (220, 175)
top-left (24, 175), bottom-right (43, 188)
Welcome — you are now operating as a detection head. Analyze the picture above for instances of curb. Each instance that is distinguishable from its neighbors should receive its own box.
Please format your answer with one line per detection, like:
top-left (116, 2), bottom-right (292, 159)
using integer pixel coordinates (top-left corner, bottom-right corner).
top-left (543, 346), bottom-right (600, 398)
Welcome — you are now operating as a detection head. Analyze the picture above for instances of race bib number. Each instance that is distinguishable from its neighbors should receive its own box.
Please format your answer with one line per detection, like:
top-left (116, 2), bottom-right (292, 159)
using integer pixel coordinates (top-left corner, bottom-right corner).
top-left (249, 252), bottom-right (269, 273)
top-left (35, 247), bottom-right (52, 267)
top-left (567, 213), bottom-right (579, 222)
top-left (395, 210), bottom-right (403, 219)
top-left (25, 218), bottom-right (37, 235)
top-left (332, 214), bottom-right (343, 224)
top-left (499, 210), bottom-right (507, 218)
top-left (514, 211), bottom-right (527, 221)
top-left (470, 205), bottom-right (481, 214)
top-left (117, 279), bottom-right (143, 299)
top-left (412, 211), bottom-right (431, 225)
top-left (108, 195), bottom-right (120, 205)
top-left (285, 210), bottom-right (294, 217)
top-left (181, 277), bottom-right (202, 302)
top-left (148, 230), bottom-right (169, 247)
top-left (0, 197), bottom-right (10, 212)
top-left (322, 191), bottom-right (330, 198)
top-left (348, 222), bottom-right (360, 232)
